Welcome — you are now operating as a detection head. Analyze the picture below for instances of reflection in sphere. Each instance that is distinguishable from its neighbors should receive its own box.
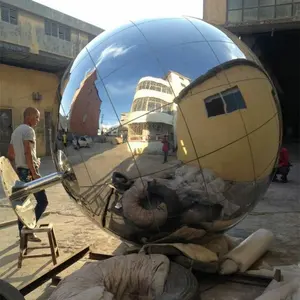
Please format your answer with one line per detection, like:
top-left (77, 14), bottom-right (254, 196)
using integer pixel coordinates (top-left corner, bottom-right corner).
top-left (57, 17), bottom-right (282, 245)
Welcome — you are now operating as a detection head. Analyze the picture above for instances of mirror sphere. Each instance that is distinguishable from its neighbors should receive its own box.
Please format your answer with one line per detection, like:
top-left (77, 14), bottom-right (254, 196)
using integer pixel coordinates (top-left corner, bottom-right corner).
top-left (56, 17), bottom-right (282, 244)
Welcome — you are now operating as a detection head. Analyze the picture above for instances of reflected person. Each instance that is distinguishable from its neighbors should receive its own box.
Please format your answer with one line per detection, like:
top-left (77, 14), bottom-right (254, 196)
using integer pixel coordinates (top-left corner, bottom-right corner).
top-left (161, 135), bottom-right (169, 163)
top-left (7, 107), bottom-right (48, 242)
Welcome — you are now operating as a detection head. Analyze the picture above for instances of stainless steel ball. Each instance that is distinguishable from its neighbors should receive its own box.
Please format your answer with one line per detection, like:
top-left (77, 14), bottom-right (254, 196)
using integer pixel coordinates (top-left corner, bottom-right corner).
top-left (56, 17), bottom-right (282, 244)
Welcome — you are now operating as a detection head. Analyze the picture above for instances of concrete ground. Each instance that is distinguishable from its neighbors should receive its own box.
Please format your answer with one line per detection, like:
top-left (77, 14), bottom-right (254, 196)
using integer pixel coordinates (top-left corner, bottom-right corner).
top-left (0, 143), bottom-right (299, 299)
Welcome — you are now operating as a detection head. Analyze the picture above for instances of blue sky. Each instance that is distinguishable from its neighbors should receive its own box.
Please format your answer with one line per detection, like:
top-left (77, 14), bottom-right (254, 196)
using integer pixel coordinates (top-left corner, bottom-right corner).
top-left (59, 17), bottom-right (246, 129)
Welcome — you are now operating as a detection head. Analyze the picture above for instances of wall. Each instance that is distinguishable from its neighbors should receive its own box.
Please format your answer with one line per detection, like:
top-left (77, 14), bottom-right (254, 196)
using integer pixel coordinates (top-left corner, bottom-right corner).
top-left (203, 0), bottom-right (227, 25)
top-left (1, 0), bottom-right (101, 36)
top-left (0, 6), bottom-right (91, 58)
top-left (69, 70), bottom-right (101, 136)
top-left (0, 64), bottom-right (59, 156)
top-left (176, 64), bottom-right (280, 182)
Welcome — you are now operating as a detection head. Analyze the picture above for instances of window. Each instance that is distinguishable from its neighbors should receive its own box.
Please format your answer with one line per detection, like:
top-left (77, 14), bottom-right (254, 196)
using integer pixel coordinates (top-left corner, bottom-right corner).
top-left (204, 86), bottom-right (247, 118)
top-left (276, 4), bottom-right (292, 17)
top-left (45, 19), bottom-right (71, 41)
top-left (228, 0), bottom-right (243, 9)
top-left (131, 97), bottom-right (172, 114)
top-left (294, 3), bottom-right (300, 16)
top-left (227, 0), bottom-right (300, 23)
top-left (244, 0), bottom-right (258, 8)
top-left (259, 6), bottom-right (275, 19)
top-left (137, 80), bottom-right (172, 94)
top-left (205, 96), bottom-right (225, 117)
top-left (1, 4), bottom-right (18, 25)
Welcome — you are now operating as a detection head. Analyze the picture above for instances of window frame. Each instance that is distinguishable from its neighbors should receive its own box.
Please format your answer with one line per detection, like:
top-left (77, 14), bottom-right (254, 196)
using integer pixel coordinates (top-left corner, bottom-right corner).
top-left (227, 0), bottom-right (299, 23)
top-left (204, 86), bottom-right (247, 118)
top-left (44, 19), bottom-right (71, 42)
top-left (0, 3), bottom-right (18, 25)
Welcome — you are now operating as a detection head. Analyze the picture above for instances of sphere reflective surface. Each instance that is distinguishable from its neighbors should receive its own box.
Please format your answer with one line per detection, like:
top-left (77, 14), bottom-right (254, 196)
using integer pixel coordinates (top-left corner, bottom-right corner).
top-left (56, 17), bottom-right (282, 244)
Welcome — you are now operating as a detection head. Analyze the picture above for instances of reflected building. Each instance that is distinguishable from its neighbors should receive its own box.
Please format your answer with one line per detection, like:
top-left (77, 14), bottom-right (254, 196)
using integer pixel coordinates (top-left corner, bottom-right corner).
top-left (69, 70), bottom-right (102, 137)
top-left (176, 60), bottom-right (279, 184)
top-left (127, 71), bottom-right (191, 154)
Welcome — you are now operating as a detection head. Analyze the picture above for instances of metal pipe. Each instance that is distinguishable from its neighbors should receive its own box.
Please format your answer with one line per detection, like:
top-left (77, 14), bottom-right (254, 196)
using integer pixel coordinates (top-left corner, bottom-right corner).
top-left (10, 172), bottom-right (64, 202)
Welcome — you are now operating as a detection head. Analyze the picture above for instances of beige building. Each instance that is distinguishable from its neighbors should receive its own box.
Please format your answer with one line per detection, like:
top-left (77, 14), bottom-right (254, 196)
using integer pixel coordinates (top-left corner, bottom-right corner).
top-left (0, 0), bottom-right (103, 156)
top-left (203, 0), bottom-right (300, 142)
top-left (176, 59), bottom-right (280, 182)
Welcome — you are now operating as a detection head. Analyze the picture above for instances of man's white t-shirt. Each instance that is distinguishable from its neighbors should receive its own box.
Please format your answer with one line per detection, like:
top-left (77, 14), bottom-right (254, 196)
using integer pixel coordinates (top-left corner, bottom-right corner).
top-left (10, 124), bottom-right (38, 169)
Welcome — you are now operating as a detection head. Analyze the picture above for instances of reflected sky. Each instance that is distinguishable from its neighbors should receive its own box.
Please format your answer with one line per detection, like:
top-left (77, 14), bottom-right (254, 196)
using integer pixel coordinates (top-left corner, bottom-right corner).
top-left (60, 17), bottom-right (250, 129)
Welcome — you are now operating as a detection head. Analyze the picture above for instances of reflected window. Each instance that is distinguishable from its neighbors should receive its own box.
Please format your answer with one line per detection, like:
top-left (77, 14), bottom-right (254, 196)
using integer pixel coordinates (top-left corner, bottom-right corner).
top-left (222, 87), bottom-right (247, 113)
top-left (131, 97), bottom-right (171, 113)
top-left (1, 4), bottom-right (18, 25)
top-left (204, 86), bottom-right (247, 118)
top-left (137, 80), bottom-right (172, 94)
top-left (205, 96), bottom-right (225, 117)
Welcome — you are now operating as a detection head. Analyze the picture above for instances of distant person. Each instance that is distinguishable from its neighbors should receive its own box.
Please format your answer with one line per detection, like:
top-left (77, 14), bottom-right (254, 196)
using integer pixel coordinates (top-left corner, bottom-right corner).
top-left (7, 107), bottom-right (48, 242)
top-left (273, 147), bottom-right (291, 183)
top-left (62, 132), bottom-right (67, 147)
top-left (123, 131), bottom-right (128, 143)
top-left (161, 135), bottom-right (169, 163)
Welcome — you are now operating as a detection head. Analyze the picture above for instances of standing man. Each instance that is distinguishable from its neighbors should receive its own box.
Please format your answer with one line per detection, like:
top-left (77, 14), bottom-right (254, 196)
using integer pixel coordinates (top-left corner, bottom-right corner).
top-left (161, 135), bottom-right (169, 164)
top-left (7, 107), bottom-right (48, 242)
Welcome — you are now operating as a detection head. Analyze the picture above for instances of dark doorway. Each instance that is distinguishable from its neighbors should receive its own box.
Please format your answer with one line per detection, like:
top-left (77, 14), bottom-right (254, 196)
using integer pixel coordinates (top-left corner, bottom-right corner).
top-left (246, 30), bottom-right (300, 142)
top-left (0, 109), bottom-right (13, 156)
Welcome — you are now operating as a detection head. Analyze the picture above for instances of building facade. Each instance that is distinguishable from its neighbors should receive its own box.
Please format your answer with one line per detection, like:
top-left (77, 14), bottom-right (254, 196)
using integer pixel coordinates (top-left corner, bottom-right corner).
top-left (204, 0), bottom-right (300, 27)
top-left (203, 0), bottom-right (300, 142)
top-left (127, 72), bottom-right (191, 154)
top-left (0, 0), bottom-right (103, 156)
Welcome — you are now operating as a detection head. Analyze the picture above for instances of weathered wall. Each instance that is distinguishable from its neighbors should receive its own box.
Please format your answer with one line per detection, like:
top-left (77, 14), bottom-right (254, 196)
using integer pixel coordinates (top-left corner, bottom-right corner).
top-left (0, 7), bottom-right (91, 58)
top-left (1, 0), bottom-right (101, 36)
top-left (203, 0), bottom-right (227, 24)
top-left (0, 64), bottom-right (59, 156)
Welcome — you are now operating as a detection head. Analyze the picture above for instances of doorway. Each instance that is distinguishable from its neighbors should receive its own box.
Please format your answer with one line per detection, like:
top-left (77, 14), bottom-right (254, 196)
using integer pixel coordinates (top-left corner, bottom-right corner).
top-left (246, 30), bottom-right (300, 142)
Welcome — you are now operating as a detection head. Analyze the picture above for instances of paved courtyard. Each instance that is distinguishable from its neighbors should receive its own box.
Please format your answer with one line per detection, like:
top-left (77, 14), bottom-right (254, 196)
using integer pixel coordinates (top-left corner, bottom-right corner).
top-left (0, 142), bottom-right (299, 299)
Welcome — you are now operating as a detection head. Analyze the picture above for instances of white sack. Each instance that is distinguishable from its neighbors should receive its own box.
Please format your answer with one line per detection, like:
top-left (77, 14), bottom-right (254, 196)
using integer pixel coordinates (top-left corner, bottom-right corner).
top-left (220, 229), bottom-right (274, 274)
